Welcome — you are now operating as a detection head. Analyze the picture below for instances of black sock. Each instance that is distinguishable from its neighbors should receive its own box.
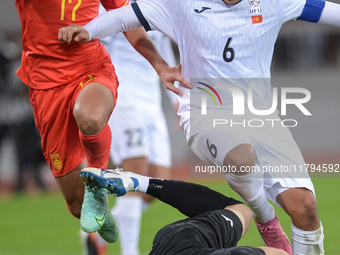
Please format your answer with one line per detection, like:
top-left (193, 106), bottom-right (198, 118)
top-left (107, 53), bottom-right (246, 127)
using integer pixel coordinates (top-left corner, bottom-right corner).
top-left (147, 179), bottom-right (242, 217)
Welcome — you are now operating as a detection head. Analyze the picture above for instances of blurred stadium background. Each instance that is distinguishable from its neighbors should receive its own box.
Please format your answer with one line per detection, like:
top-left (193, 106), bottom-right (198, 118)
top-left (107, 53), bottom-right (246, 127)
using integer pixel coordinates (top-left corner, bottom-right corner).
top-left (0, 0), bottom-right (339, 254)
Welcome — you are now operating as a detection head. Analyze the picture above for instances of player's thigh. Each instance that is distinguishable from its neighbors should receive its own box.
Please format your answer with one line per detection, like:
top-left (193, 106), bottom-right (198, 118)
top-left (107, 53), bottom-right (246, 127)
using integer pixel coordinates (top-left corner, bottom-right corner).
top-left (30, 87), bottom-right (86, 177)
top-left (190, 124), bottom-right (255, 167)
top-left (251, 124), bottom-right (315, 207)
top-left (73, 64), bottom-right (118, 133)
top-left (109, 108), bottom-right (149, 167)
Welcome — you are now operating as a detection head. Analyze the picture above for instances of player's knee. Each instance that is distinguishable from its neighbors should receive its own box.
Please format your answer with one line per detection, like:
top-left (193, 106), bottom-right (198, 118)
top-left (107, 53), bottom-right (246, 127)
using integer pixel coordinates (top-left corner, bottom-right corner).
top-left (73, 106), bottom-right (105, 135)
top-left (278, 188), bottom-right (320, 229)
top-left (287, 191), bottom-right (318, 228)
top-left (294, 194), bottom-right (318, 222)
top-left (224, 144), bottom-right (256, 173)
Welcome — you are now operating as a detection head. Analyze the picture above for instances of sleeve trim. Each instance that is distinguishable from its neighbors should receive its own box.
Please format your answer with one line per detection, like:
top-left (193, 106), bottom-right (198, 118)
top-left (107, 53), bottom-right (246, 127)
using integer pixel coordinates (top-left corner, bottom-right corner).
top-left (298, 0), bottom-right (325, 23)
top-left (131, 2), bottom-right (152, 31)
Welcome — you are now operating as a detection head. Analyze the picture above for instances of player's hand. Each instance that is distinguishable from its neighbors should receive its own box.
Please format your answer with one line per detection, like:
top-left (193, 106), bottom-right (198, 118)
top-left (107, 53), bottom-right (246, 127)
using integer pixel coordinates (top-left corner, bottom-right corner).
top-left (159, 64), bottom-right (192, 97)
top-left (58, 24), bottom-right (90, 44)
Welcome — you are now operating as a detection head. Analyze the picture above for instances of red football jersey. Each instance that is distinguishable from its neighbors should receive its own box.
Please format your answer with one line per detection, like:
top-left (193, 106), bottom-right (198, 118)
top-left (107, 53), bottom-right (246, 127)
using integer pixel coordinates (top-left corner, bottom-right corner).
top-left (15, 0), bottom-right (128, 89)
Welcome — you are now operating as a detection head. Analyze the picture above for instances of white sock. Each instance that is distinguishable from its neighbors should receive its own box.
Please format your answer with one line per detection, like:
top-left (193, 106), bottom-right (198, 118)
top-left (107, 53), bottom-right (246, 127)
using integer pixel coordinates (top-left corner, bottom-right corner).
top-left (125, 172), bottom-right (150, 193)
top-left (142, 200), bottom-right (150, 212)
top-left (80, 231), bottom-right (106, 253)
top-left (225, 170), bottom-right (275, 223)
top-left (89, 231), bottom-right (107, 249)
top-left (112, 196), bottom-right (143, 255)
top-left (251, 192), bottom-right (276, 223)
top-left (292, 223), bottom-right (324, 255)
top-left (94, 232), bottom-right (107, 248)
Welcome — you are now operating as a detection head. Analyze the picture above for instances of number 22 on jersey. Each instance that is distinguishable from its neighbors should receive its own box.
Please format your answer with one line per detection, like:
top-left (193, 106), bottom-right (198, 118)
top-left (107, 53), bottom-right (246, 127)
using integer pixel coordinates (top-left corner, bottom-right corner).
top-left (60, 0), bottom-right (82, 21)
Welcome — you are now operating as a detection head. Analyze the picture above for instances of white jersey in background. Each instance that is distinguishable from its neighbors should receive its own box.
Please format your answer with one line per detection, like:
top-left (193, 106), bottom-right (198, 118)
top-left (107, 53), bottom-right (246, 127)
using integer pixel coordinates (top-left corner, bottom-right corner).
top-left (102, 31), bottom-right (177, 110)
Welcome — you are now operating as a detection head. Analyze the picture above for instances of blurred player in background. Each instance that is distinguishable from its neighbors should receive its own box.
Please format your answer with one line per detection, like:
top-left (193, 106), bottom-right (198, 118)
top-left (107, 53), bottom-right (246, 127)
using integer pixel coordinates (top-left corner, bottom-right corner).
top-left (81, 5), bottom-right (178, 254)
top-left (14, 0), bottom-right (189, 245)
top-left (80, 167), bottom-right (289, 255)
top-left (58, 0), bottom-right (340, 253)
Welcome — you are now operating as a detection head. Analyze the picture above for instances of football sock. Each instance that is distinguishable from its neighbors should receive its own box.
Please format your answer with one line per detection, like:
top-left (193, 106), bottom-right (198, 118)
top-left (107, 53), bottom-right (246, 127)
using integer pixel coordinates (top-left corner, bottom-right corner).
top-left (79, 124), bottom-right (111, 169)
top-left (250, 193), bottom-right (276, 223)
top-left (89, 232), bottom-right (107, 254)
top-left (142, 200), bottom-right (150, 212)
top-left (146, 179), bottom-right (242, 217)
top-left (291, 223), bottom-right (324, 255)
top-left (111, 196), bottom-right (143, 255)
top-left (80, 231), bottom-right (106, 255)
top-left (124, 172), bottom-right (150, 193)
top-left (225, 170), bottom-right (275, 223)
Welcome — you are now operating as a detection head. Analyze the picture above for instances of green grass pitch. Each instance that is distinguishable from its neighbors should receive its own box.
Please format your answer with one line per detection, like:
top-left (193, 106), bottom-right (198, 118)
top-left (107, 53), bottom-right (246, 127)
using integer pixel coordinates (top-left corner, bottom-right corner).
top-left (0, 178), bottom-right (339, 254)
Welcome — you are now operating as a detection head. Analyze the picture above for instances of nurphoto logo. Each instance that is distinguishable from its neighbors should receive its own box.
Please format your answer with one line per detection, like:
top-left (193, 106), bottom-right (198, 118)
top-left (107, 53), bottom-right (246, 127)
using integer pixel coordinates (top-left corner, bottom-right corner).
top-left (192, 78), bottom-right (312, 128)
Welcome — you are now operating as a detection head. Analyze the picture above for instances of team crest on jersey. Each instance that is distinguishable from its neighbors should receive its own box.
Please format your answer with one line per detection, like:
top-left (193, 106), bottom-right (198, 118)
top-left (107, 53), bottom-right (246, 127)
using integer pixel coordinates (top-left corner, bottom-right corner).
top-left (249, 0), bottom-right (260, 7)
top-left (50, 153), bottom-right (63, 170)
top-left (249, 0), bottom-right (262, 14)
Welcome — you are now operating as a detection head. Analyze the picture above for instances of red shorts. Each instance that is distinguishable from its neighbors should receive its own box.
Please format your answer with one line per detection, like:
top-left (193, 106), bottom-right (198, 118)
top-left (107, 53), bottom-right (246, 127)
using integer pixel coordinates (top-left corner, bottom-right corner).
top-left (30, 63), bottom-right (118, 177)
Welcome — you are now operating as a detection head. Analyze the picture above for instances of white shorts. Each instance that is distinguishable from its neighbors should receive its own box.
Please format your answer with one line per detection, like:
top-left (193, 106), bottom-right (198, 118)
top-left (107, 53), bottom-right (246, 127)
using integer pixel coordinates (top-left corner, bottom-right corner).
top-left (109, 107), bottom-right (171, 168)
top-left (189, 116), bottom-right (315, 206)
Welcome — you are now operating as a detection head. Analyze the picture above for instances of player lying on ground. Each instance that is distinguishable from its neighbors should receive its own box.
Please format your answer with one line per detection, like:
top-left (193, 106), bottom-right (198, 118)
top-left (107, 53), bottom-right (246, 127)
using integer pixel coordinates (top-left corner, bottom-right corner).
top-left (80, 167), bottom-right (288, 255)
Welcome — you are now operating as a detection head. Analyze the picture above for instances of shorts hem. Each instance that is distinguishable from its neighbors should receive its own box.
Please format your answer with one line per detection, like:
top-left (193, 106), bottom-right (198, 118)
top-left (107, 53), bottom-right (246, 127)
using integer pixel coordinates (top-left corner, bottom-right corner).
top-left (52, 156), bottom-right (86, 177)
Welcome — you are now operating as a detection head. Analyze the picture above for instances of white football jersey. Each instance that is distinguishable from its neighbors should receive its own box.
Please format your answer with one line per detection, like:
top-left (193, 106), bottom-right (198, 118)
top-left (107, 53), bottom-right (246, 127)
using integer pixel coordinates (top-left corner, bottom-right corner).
top-left (133, 0), bottom-right (307, 135)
